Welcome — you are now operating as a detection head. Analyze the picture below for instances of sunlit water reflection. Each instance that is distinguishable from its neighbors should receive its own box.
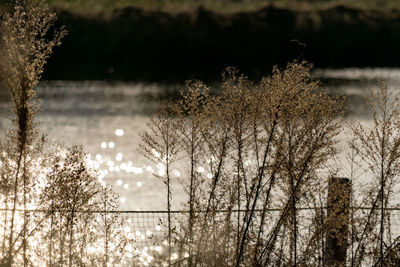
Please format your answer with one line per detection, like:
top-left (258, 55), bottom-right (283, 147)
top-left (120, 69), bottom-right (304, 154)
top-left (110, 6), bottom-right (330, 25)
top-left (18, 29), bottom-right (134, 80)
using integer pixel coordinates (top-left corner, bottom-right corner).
top-left (1, 69), bottom-right (400, 210)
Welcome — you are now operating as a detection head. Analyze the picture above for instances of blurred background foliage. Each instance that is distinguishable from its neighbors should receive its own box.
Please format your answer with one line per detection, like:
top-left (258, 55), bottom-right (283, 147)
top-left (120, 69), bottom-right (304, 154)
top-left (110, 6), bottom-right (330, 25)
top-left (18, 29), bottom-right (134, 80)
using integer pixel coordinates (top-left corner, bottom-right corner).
top-left (1, 0), bottom-right (399, 83)
top-left (1, 0), bottom-right (400, 15)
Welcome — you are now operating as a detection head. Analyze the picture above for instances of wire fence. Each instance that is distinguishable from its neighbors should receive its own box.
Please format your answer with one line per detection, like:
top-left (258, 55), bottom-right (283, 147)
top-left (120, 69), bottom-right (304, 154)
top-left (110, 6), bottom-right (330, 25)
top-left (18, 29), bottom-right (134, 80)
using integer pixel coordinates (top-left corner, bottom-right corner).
top-left (3, 207), bottom-right (400, 249)
top-left (2, 207), bottom-right (400, 265)
top-left (5, 207), bottom-right (397, 244)
top-left (120, 207), bottom-right (400, 246)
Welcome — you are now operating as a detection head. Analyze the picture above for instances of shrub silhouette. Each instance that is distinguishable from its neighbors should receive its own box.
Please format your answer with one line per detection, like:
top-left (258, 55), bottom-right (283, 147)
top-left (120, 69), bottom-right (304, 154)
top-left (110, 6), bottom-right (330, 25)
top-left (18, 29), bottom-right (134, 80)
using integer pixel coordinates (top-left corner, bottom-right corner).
top-left (0, 1), bottom-right (128, 266)
top-left (141, 62), bottom-right (346, 266)
top-left (347, 83), bottom-right (400, 266)
top-left (0, 1), bottom-right (65, 265)
top-left (3, 1), bottom-right (400, 266)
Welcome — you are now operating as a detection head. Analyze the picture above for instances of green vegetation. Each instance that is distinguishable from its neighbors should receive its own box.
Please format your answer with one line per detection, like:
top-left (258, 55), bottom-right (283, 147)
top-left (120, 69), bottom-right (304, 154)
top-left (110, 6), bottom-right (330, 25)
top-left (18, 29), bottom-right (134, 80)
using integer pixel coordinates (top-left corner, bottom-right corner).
top-left (38, 0), bottom-right (400, 15)
top-left (2, 0), bottom-right (400, 16)
top-left (3, 0), bottom-right (399, 82)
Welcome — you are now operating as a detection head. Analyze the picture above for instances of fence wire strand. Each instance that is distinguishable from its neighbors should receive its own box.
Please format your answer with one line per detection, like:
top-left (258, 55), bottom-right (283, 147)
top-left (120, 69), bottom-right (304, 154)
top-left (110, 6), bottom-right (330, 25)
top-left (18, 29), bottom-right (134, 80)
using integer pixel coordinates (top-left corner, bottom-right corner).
top-left (1, 207), bottom-right (400, 266)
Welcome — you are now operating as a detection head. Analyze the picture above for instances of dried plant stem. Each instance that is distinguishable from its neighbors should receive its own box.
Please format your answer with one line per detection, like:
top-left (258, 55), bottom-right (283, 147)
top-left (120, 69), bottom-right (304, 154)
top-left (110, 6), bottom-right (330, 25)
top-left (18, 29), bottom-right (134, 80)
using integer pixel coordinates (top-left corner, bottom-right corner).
top-left (141, 62), bottom-right (344, 266)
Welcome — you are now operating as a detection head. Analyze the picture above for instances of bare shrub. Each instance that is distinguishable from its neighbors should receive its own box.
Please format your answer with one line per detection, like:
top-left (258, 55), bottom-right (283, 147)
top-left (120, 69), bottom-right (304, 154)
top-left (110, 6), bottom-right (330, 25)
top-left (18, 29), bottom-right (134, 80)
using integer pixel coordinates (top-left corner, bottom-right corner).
top-left (348, 83), bottom-right (400, 266)
top-left (141, 62), bottom-right (346, 266)
top-left (0, 1), bottom-right (65, 265)
top-left (0, 1), bottom-right (129, 266)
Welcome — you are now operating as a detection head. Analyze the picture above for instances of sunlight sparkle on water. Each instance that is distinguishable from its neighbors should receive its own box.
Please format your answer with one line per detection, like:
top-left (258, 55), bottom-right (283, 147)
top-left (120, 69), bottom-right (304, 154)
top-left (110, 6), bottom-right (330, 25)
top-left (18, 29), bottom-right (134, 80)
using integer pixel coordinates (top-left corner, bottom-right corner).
top-left (115, 129), bottom-right (124, 136)
top-left (108, 141), bottom-right (115, 149)
top-left (101, 142), bottom-right (107, 149)
top-left (146, 165), bottom-right (154, 173)
top-left (173, 170), bottom-right (181, 177)
top-left (152, 149), bottom-right (161, 158)
top-left (116, 152), bottom-right (123, 161)
top-left (117, 179), bottom-right (123, 186)
top-left (157, 163), bottom-right (166, 176)
top-left (123, 183), bottom-right (129, 189)
top-left (132, 167), bottom-right (143, 174)
top-left (136, 181), bottom-right (143, 187)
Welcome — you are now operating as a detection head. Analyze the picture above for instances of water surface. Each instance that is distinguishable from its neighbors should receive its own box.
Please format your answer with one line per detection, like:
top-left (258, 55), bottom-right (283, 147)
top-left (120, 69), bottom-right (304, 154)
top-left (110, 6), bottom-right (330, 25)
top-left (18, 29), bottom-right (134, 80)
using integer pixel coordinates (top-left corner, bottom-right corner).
top-left (1, 68), bottom-right (399, 210)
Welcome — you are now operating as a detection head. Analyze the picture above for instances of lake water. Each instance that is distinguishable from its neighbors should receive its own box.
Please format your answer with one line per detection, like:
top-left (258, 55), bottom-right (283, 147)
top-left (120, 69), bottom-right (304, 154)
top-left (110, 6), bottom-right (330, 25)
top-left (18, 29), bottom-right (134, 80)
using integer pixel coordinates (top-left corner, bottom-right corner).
top-left (1, 68), bottom-right (399, 210)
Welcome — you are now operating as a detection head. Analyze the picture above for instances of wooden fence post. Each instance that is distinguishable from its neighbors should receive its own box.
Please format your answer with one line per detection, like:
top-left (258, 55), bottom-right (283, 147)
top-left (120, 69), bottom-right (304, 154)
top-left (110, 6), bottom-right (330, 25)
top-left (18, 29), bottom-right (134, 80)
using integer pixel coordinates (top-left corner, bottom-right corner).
top-left (325, 177), bottom-right (351, 267)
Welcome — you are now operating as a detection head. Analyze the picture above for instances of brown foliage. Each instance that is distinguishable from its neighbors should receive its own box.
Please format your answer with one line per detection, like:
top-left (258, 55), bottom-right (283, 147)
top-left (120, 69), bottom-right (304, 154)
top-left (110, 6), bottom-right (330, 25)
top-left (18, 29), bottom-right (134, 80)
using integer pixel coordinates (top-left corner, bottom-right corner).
top-left (0, 1), bottom-right (128, 266)
top-left (141, 61), bottom-right (346, 266)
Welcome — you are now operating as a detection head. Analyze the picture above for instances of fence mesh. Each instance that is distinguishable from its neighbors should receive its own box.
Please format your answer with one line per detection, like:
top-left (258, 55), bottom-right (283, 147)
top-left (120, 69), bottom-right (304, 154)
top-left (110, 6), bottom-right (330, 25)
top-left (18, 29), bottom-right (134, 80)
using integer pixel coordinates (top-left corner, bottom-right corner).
top-left (1, 208), bottom-right (400, 266)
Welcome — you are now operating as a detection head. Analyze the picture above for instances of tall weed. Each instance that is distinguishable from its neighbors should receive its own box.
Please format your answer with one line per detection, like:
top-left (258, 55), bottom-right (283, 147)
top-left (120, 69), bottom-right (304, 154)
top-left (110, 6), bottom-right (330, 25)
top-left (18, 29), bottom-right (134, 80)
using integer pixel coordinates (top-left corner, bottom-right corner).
top-left (141, 61), bottom-right (346, 266)
top-left (0, 1), bottom-right (128, 266)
